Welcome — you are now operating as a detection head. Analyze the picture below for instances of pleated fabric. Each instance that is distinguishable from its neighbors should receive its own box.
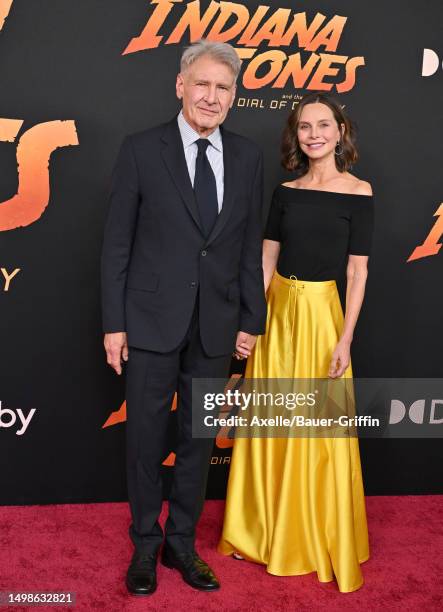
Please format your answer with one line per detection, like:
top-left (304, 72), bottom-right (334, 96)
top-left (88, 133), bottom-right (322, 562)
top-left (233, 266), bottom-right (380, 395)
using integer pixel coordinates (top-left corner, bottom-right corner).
top-left (218, 271), bottom-right (369, 593)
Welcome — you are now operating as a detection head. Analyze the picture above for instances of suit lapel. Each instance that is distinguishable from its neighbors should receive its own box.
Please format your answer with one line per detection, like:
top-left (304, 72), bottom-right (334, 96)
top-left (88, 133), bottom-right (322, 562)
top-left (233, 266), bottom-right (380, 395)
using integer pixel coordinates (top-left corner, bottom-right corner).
top-left (160, 118), bottom-right (203, 234)
top-left (206, 127), bottom-right (237, 246)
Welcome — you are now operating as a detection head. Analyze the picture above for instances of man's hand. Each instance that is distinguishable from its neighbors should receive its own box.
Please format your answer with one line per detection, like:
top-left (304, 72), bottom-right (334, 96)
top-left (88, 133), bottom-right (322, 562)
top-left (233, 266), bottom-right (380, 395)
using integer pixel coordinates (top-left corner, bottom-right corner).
top-left (233, 331), bottom-right (257, 360)
top-left (104, 332), bottom-right (128, 375)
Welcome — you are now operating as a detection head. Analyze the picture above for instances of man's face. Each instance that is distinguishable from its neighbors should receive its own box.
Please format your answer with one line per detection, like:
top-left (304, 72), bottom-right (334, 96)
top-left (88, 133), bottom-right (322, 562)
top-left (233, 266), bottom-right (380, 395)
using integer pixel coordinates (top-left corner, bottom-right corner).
top-left (176, 55), bottom-right (237, 136)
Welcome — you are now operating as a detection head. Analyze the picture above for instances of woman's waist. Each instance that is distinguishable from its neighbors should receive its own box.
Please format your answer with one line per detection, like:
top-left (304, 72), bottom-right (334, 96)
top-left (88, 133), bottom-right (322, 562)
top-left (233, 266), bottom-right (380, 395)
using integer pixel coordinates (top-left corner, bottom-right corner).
top-left (272, 270), bottom-right (337, 292)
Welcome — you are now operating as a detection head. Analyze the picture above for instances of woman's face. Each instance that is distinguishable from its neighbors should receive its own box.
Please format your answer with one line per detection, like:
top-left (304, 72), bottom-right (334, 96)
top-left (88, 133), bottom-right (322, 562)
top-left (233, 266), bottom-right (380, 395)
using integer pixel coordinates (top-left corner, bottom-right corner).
top-left (297, 102), bottom-right (342, 162)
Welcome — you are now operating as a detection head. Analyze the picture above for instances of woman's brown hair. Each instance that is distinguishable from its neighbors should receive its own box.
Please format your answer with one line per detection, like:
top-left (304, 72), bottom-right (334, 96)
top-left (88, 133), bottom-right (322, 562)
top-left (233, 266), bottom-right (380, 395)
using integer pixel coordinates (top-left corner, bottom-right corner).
top-left (281, 92), bottom-right (358, 175)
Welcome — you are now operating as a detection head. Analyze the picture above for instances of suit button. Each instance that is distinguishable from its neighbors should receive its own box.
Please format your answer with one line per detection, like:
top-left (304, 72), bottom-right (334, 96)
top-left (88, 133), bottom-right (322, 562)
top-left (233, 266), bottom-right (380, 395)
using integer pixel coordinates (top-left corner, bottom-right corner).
top-left (201, 250), bottom-right (207, 257)
top-left (190, 282), bottom-right (197, 288)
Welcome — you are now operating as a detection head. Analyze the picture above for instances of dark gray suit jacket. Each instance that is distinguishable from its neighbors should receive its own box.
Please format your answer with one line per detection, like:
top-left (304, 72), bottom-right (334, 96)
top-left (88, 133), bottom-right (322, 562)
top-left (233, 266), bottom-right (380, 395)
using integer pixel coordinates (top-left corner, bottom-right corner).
top-left (101, 117), bottom-right (267, 356)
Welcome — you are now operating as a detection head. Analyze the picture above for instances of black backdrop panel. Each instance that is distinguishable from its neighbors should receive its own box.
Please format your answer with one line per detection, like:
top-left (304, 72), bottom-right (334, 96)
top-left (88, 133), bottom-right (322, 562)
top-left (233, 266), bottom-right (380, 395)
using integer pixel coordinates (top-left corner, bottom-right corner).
top-left (0, 1), bottom-right (442, 504)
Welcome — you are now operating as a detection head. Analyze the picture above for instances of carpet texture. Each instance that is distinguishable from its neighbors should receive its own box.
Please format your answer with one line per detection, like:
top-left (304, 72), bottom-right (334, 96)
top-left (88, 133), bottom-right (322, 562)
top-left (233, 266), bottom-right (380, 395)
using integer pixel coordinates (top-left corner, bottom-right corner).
top-left (0, 496), bottom-right (442, 611)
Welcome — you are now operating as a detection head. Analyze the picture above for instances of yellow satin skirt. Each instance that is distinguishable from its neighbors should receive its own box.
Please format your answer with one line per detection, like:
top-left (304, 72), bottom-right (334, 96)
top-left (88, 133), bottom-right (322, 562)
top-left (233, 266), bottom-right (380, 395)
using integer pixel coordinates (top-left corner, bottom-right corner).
top-left (218, 272), bottom-right (369, 593)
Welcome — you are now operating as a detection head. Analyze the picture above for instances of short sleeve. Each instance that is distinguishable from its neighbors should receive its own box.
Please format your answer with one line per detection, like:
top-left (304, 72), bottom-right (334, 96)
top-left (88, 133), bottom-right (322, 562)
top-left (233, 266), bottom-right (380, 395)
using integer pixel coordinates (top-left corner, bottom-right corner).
top-left (348, 196), bottom-right (374, 255)
top-left (264, 189), bottom-right (283, 241)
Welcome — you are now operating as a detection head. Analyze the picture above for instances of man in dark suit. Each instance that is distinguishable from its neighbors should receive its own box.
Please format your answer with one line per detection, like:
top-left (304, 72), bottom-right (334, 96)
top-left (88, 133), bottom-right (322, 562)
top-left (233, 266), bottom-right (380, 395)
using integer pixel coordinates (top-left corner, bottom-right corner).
top-left (101, 39), bottom-right (266, 595)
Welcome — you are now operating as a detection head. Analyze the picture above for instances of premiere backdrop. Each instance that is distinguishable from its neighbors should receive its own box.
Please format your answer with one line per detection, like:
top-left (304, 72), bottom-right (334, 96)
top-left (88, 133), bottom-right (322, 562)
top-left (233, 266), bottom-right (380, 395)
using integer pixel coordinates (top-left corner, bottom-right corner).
top-left (0, 0), bottom-right (442, 504)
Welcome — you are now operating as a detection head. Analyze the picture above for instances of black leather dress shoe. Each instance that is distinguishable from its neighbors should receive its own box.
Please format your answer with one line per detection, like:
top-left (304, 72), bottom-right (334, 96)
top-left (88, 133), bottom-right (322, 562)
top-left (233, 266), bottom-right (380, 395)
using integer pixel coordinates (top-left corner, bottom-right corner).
top-left (126, 550), bottom-right (158, 596)
top-left (161, 547), bottom-right (220, 591)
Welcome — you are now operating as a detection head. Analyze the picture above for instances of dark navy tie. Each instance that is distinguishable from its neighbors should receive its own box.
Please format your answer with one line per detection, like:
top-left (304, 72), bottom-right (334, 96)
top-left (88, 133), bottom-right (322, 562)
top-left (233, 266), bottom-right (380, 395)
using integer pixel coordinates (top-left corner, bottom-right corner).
top-left (194, 139), bottom-right (218, 237)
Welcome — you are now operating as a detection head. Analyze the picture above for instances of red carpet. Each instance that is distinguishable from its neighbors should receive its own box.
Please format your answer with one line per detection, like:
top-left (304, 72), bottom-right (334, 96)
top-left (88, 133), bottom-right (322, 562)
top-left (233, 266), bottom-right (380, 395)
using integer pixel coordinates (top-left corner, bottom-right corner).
top-left (0, 497), bottom-right (442, 611)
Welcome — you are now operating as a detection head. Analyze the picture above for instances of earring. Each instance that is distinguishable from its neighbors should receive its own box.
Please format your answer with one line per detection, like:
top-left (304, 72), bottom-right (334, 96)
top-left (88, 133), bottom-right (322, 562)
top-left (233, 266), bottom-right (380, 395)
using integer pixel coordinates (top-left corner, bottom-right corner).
top-left (335, 141), bottom-right (344, 156)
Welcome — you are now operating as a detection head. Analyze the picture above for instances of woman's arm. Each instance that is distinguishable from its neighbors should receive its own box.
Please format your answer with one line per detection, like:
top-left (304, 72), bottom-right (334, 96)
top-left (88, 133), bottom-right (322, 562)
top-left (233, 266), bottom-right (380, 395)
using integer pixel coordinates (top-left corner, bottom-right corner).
top-left (233, 238), bottom-right (280, 361)
top-left (263, 239), bottom-right (280, 292)
top-left (329, 254), bottom-right (369, 378)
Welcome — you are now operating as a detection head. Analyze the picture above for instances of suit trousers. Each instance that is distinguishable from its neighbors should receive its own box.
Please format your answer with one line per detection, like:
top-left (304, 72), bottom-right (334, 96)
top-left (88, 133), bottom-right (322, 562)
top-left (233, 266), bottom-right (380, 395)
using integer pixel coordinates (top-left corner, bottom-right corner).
top-left (125, 300), bottom-right (232, 554)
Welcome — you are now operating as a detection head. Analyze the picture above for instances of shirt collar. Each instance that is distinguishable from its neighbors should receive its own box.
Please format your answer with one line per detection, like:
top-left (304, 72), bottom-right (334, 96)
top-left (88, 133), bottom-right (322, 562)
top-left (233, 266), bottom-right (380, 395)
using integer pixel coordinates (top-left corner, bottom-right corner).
top-left (177, 110), bottom-right (222, 152)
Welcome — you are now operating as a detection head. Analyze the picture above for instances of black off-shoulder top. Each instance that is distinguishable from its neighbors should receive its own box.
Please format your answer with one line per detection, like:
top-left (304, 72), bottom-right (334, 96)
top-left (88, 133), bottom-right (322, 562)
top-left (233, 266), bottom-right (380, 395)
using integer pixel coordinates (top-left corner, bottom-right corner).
top-left (265, 185), bottom-right (374, 281)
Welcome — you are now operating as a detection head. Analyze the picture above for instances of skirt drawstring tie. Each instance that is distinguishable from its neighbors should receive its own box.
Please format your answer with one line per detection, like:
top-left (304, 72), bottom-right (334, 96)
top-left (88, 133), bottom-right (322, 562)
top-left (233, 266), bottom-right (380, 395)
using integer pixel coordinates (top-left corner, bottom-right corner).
top-left (286, 275), bottom-right (304, 338)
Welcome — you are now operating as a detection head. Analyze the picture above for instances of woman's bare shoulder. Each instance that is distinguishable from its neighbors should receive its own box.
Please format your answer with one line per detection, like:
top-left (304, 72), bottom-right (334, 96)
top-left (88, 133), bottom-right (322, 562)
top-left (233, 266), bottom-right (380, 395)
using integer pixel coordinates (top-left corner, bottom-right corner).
top-left (346, 174), bottom-right (373, 196)
top-left (352, 180), bottom-right (373, 196)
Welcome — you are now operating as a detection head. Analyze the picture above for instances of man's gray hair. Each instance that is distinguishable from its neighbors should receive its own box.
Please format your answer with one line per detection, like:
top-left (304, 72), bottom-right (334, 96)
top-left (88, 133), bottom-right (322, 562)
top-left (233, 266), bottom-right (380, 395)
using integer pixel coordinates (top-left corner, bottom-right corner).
top-left (180, 39), bottom-right (241, 80)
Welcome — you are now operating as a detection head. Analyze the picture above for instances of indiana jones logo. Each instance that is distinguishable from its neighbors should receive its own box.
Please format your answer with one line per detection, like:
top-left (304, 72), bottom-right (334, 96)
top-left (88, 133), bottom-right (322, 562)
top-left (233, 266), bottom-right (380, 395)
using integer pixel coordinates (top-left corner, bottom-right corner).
top-left (123, 0), bottom-right (365, 92)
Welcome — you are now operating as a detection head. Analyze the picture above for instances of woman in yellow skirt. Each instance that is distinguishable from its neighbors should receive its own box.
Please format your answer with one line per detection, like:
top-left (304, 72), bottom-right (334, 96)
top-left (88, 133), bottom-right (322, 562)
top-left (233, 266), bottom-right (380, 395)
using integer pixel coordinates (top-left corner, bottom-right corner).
top-left (218, 92), bottom-right (374, 593)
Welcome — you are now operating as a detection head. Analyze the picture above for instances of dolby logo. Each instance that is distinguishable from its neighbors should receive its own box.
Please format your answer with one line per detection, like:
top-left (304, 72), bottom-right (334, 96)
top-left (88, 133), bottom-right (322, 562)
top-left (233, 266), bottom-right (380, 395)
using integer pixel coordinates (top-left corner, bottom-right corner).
top-left (422, 49), bottom-right (443, 76)
top-left (389, 399), bottom-right (443, 425)
top-left (0, 401), bottom-right (36, 435)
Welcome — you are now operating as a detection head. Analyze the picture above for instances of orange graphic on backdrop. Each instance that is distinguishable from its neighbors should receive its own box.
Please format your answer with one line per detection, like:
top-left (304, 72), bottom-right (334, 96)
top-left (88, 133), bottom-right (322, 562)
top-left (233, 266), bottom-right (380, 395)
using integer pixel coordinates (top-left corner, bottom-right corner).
top-left (102, 375), bottom-right (242, 465)
top-left (0, 0), bottom-right (13, 32)
top-left (103, 393), bottom-right (181, 466)
top-left (0, 120), bottom-right (79, 231)
top-left (407, 203), bottom-right (443, 262)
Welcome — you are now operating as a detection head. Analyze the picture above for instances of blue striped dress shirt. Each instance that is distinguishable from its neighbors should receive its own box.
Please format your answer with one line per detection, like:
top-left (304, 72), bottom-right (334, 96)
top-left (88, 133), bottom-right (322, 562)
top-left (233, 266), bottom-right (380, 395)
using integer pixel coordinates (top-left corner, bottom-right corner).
top-left (177, 110), bottom-right (224, 212)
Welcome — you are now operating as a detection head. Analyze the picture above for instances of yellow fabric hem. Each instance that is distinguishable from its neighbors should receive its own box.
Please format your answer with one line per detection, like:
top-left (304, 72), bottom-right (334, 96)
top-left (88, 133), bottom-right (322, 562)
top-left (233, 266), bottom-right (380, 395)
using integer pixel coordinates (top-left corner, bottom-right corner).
top-left (217, 545), bottom-right (370, 593)
top-left (218, 545), bottom-right (370, 567)
top-left (267, 569), bottom-right (364, 593)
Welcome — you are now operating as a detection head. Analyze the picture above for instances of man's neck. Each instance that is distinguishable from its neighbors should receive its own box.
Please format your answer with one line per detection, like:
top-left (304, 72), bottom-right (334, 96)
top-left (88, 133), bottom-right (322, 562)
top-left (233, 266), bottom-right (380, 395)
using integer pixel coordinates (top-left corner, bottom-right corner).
top-left (181, 110), bottom-right (218, 138)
